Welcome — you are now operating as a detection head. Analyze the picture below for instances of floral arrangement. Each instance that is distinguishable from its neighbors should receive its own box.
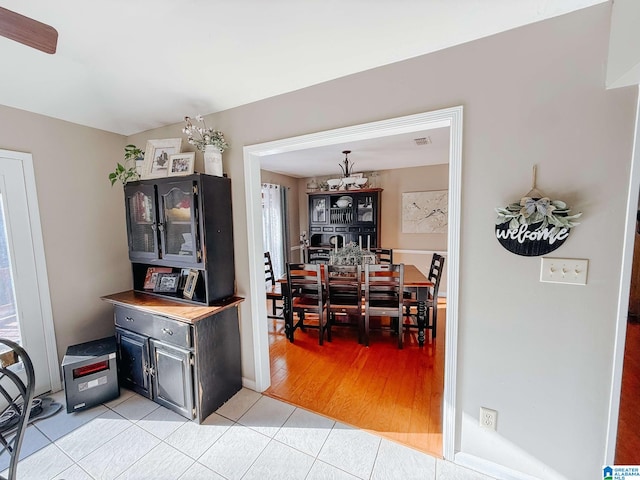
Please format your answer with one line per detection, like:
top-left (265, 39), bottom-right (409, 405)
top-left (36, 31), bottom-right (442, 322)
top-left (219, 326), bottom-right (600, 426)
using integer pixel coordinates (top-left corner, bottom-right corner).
top-left (495, 196), bottom-right (582, 233)
top-left (330, 242), bottom-right (376, 265)
top-left (183, 115), bottom-right (229, 152)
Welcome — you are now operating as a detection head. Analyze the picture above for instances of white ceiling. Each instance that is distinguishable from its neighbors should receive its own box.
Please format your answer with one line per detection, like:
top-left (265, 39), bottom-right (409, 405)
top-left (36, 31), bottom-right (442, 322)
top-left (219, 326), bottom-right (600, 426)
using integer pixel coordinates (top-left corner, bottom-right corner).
top-left (0, 0), bottom-right (606, 137)
top-left (260, 127), bottom-right (450, 178)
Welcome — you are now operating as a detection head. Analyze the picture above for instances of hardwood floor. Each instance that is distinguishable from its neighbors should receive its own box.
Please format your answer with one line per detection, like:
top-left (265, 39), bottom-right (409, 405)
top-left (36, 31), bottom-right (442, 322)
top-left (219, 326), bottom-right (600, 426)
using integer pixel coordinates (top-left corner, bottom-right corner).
top-left (615, 318), bottom-right (640, 463)
top-left (264, 304), bottom-right (445, 457)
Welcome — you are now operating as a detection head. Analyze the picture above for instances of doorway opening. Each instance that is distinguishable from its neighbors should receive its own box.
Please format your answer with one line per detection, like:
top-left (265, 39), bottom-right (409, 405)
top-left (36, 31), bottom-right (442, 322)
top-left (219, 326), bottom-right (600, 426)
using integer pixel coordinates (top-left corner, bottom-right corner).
top-left (243, 106), bottom-right (463, 459)
top-left (0, 150), bottom-right (59, 395)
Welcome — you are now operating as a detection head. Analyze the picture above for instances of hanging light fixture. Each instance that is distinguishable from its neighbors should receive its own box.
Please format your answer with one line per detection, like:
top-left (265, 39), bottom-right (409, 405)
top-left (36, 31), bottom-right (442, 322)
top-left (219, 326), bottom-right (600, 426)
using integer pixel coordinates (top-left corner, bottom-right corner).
top-left (339, 150), bottom-right (354, 178)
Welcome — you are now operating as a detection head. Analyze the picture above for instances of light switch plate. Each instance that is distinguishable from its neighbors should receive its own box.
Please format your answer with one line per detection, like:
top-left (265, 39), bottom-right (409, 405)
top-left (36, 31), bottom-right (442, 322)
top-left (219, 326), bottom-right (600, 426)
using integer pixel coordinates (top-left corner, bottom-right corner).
top-left (540, 258), bottom-right (588, 285)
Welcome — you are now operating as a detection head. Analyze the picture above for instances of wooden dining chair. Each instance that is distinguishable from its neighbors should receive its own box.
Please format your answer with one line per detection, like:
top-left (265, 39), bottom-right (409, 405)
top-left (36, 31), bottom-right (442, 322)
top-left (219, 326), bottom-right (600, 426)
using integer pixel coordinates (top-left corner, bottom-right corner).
top-left (264, 252), bottom-right (283, 319)
top-left (326, 264), bottom-right (363, 343)
top-left (404, 253), bottom-right (445, 342)
top-left (306, 247), bottom-right (332, 264)
top-left (364, 263), bottom-right (404, 348)
top-left (370, 248), bottom-right (393, 265)
top-left (286, 263), bottom-right (328, 345)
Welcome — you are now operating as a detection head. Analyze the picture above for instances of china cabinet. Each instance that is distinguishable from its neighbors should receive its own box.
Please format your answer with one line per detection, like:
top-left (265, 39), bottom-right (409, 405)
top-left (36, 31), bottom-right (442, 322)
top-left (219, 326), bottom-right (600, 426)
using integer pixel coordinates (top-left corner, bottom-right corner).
top-left (123, 174), bottom-right (234, 305)
top-left (307, 188), bottom-right (382, 248)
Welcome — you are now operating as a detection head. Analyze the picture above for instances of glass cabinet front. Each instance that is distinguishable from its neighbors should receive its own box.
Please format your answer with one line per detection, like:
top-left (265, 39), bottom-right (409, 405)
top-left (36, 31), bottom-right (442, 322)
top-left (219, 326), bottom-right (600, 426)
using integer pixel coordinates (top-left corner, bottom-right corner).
top-left (356, 195), bottom-right (375, 223)
top-left (125, 185), bottom-right (158, 261)
top-left (311, 197), bottom-right (328, 223)
top-left (158, 183), bottom-right (198, 264)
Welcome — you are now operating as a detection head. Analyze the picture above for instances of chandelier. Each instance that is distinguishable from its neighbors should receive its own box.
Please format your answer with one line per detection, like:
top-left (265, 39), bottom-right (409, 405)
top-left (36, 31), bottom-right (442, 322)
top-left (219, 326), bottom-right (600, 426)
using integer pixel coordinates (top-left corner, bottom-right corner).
top-left (339, 150), bottom-right (355, 178)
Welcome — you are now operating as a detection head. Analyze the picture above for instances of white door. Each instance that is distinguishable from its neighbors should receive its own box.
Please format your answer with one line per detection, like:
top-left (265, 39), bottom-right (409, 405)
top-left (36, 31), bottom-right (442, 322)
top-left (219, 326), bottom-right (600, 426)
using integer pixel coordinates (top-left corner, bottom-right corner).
top-left (0, 150), bottom-right (59, 395)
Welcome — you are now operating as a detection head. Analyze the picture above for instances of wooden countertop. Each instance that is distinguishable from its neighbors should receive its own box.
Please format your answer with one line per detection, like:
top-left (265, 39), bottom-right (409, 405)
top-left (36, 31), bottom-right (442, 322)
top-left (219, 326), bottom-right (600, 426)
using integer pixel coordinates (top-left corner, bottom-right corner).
top-left (101, 290), bottom-right (244, 324)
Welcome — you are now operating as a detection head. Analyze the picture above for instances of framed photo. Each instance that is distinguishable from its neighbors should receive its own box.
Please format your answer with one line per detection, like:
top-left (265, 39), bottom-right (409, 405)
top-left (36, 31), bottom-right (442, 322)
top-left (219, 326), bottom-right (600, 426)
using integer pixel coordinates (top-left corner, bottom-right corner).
top-left (143, 267), bottom-right (172, 289)
top-left (183, 269), bottom-right (199, 299)
top-left (178, 268), bottom-right (190, 290)
top-left (142, 138), bottom-right (182, 179)
top-left (153, 272), bottom-right (181, 293)
top-left (168, 152), bottom-right (195, 177)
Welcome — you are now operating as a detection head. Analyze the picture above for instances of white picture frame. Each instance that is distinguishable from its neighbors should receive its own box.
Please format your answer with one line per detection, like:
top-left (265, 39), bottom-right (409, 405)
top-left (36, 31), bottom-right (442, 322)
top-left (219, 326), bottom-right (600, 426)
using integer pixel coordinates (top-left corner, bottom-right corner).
top-left (142, 138), bottom-right (182, 179)
top-left (168, 152), bottom-right (195, 177)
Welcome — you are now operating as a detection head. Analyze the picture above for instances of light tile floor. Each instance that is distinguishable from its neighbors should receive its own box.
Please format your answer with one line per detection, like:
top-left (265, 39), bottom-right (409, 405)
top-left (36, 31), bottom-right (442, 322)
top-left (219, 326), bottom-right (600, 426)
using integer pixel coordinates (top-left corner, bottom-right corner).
top-left (1, 388), bottom-right (498, 480)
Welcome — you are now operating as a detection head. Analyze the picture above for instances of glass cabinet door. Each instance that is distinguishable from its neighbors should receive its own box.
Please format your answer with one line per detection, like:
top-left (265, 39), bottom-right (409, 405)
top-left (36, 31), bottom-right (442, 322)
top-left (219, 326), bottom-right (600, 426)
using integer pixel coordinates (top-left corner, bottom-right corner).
top-left (311, 197), bottom-right (328, 223)
top-left (356, 194), bottom-right (375, 223)
top-left (158, 182), bottom-right (199, 264)
top-left (125, 184), bottom-right (159, 261)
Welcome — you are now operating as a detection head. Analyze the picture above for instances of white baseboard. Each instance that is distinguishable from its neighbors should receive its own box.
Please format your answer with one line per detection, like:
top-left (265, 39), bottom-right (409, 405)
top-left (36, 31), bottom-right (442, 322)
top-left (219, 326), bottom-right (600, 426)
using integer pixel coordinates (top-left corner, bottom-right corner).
top-left (242, 377), bottom-right (258, 391)
top-left (454, 453), bottom-right (542, 480)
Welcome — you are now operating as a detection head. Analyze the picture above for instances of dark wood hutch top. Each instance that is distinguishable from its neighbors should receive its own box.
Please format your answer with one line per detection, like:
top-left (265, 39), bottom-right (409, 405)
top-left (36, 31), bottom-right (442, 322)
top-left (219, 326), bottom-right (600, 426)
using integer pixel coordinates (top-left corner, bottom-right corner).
top-left (306, 187), bottom-right (383, 196)
top-left (101, 290), bottom-right (244, 324)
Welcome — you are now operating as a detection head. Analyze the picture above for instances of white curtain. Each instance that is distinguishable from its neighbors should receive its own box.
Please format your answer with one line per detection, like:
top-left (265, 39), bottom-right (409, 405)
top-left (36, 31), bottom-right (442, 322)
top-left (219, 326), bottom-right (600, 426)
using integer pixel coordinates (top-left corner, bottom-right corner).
top-left (262, 183), bottom-right (288, 280)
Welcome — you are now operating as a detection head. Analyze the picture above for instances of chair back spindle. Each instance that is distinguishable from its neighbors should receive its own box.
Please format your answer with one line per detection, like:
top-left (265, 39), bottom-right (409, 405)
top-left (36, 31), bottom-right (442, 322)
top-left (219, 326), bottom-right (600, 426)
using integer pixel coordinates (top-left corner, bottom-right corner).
top-left (364, 263), bottom-right (404, 348)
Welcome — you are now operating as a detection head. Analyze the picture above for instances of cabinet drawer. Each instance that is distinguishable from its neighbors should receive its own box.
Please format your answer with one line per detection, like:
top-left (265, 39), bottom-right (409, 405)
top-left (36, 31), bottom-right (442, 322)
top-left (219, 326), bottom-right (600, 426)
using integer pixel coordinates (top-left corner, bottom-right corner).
top-left (115, 306), bottom-right (154, 336)
top-left (114, 306), bottom-right (192, 349)
top-left (151, 315), bottom-right (192, 349)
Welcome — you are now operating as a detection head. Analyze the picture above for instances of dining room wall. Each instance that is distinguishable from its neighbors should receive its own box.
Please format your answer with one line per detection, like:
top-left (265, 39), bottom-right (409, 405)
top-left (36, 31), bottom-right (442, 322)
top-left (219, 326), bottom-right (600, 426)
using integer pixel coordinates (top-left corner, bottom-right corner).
top-left (377, 163), bottom-right (449, 252)
top-left (127, 3), bottom-right (636, 479)
top-left (297, 163), bottom-right (448, 251)
top-left (297, 164), bottom-right (449, 289)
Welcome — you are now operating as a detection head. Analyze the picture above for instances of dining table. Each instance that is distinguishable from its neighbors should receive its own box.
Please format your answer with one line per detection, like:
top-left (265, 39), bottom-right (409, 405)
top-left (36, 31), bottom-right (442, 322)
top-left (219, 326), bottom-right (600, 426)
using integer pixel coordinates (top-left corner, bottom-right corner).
top-left (279, 263), bottom-right (434, 346)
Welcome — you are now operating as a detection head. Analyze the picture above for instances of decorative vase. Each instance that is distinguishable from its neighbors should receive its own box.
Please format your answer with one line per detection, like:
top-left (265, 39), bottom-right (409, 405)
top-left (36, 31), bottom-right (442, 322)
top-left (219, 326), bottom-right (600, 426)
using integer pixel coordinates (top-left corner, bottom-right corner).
top-left (203, 145), bottom-right (223, 177)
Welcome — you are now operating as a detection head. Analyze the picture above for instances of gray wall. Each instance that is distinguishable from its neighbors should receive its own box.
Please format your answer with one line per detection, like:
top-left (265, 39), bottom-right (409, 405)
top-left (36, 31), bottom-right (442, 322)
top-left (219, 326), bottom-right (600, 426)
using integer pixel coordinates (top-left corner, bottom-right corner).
top-left (178, 5), bottom-right (630, 477)
top-left (0, 104), bottom-right (132, 363)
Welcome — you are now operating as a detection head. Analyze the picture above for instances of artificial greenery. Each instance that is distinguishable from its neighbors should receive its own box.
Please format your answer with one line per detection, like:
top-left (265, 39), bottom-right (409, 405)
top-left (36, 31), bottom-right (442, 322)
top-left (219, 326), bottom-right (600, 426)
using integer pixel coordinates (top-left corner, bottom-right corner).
top-left (108, 144), bottom-right (144, 186)
top-left (495, 196), bottom-right (582, 233)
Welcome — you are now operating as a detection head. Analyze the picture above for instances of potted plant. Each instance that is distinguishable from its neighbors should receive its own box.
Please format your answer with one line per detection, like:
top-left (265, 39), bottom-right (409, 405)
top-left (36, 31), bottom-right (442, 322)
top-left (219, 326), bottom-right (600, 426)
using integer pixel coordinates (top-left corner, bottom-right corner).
top-left (108, 144), bottom-right (144, 186)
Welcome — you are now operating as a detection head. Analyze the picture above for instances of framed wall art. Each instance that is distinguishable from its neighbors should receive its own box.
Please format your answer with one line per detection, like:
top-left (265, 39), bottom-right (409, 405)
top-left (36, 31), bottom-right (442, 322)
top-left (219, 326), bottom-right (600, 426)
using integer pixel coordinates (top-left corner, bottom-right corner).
top-left (402, 190), bottom-right (448, 233)
top-left (142, 138), bottom-right (182, 179)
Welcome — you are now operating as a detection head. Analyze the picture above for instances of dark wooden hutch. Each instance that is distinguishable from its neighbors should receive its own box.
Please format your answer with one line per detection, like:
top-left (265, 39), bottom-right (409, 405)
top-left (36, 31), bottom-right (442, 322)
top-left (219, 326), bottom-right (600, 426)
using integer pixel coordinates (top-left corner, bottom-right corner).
top-left (102, 173), bottom-right (242, 423)
top-left (307, 188), bottom-right (383, 249)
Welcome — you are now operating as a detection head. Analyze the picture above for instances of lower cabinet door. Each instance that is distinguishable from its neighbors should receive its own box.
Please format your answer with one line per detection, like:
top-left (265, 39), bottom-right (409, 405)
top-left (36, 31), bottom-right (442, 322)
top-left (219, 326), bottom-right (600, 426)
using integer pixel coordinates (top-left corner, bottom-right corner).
top-left (150, 339), bottom-right (194, 419)
top-left (116, 327), bottom-right (151, 398)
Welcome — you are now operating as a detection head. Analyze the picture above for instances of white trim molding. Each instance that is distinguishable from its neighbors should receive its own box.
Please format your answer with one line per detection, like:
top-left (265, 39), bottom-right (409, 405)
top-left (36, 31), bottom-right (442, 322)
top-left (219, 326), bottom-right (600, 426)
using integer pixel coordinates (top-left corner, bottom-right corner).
top-left (0, 149), bottom-right (60, 393)
top-left (243, 106), bottom-right (463, 461)
top-left (606, 85), bottom-right (640, 462)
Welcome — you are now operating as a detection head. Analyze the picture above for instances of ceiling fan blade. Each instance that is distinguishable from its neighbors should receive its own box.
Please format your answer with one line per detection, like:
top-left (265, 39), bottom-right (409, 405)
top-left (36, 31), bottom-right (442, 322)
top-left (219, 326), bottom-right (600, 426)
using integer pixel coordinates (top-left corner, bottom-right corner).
top-left (0, 7), bottom-right (57, 54)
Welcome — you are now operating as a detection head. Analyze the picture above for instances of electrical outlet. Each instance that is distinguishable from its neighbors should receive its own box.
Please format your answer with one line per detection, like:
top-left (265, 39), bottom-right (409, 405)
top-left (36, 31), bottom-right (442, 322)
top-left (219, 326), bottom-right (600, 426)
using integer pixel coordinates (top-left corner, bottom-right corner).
top-left (540, 257), bottom-right (588, 285)
top-left (480, 407), bottom-right (497, 431)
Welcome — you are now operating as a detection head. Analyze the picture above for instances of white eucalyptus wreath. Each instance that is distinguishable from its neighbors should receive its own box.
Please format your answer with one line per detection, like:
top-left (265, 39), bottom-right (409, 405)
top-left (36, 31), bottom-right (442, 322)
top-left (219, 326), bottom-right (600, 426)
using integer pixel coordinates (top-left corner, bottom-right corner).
top-left (495, 197), bottom-right (582, 233)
